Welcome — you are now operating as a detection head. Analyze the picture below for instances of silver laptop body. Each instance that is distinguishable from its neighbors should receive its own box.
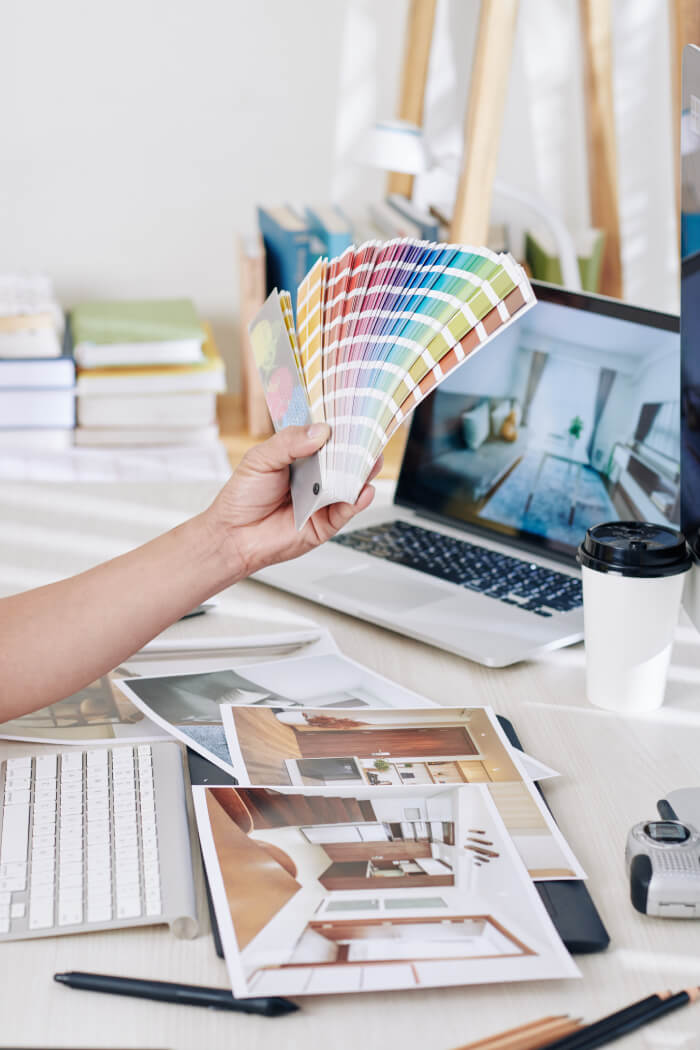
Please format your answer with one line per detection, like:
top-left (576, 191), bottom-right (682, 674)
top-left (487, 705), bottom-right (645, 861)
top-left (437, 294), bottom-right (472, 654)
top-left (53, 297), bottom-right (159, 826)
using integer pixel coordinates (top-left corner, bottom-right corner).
top-left (256, 282), bottom-right (680, 667)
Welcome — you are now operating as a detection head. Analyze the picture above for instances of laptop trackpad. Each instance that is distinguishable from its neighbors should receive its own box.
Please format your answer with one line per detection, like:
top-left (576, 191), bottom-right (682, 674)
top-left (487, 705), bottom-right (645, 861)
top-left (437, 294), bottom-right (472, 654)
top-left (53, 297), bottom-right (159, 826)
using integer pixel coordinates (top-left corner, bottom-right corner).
top-left (314, 567), bottom-right (448, 612)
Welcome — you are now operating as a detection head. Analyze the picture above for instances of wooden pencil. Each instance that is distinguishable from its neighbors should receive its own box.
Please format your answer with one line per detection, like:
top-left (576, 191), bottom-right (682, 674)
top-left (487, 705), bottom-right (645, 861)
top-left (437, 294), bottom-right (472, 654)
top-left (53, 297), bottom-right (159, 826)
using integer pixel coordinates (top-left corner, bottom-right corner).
top-left (453, 1014), bottom-right (581, 1050)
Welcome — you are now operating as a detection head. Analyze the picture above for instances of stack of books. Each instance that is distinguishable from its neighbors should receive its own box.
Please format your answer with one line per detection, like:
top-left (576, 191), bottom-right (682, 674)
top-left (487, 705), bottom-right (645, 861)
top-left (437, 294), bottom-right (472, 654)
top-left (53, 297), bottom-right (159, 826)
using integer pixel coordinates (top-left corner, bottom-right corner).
top-left (0, 274), bottom-right (75, 450)
top-left (71, 299), bottom-right (226, 446)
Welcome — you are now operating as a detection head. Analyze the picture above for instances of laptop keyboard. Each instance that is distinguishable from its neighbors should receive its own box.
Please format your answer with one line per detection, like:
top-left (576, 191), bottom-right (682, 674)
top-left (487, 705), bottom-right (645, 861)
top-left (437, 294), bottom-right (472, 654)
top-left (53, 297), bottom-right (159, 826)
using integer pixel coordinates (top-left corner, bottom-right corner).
top-left (331, 520), bottom-right (582, 617)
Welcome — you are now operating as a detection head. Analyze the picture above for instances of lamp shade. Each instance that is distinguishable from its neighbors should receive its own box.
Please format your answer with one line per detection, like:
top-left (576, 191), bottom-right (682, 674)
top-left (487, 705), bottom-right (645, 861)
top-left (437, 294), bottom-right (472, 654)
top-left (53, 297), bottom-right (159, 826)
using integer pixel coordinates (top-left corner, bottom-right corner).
top-left (357, 119), bottom-right (431, 175)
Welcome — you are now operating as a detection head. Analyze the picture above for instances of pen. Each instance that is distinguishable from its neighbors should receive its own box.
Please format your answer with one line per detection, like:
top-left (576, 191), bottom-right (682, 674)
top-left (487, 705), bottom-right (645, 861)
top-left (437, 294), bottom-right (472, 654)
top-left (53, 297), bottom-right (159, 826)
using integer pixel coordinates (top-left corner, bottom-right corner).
top-left (537, 988), bottom-right (698, 1050)
top-left (54, 971), bottom-right (299, 1018)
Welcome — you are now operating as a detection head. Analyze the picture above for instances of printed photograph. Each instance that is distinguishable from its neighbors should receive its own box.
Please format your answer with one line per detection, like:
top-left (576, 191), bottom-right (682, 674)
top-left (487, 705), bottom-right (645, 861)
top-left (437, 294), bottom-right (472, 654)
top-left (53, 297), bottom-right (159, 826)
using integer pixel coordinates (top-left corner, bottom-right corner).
top-left (222, 705), bottom-right (583, 880)
top-left (193, 783), bottom-right (580, 998)
top-left (0, 669), bottom-right (163, 745)
top-left (116, 652), bottom-right (435, 774)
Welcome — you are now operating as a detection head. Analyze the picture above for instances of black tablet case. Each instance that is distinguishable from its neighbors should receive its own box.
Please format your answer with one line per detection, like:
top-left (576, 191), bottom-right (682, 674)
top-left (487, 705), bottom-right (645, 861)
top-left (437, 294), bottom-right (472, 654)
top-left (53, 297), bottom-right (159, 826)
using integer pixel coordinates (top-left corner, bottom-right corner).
top-left (187, 714), bottom-right (609, 959)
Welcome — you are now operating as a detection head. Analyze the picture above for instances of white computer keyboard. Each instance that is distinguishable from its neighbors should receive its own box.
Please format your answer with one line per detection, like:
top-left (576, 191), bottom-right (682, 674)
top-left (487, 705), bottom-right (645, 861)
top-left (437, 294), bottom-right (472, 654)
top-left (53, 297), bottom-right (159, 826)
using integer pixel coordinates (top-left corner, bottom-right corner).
top-left (0, 741), bottom-right (198, 941)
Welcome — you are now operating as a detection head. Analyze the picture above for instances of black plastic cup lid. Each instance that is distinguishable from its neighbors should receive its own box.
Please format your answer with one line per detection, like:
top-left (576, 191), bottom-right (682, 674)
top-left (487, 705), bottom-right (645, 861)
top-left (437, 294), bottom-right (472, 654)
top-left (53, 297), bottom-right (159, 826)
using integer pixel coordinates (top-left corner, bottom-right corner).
top-left (577, 521), bottom-right (692, 578)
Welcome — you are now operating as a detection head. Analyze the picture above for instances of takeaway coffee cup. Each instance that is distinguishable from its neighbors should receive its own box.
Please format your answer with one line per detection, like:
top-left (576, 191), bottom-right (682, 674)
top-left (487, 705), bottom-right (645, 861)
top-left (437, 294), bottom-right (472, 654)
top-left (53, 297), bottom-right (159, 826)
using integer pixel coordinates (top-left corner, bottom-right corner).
top-left (576, 522), bottom-right (692, 713)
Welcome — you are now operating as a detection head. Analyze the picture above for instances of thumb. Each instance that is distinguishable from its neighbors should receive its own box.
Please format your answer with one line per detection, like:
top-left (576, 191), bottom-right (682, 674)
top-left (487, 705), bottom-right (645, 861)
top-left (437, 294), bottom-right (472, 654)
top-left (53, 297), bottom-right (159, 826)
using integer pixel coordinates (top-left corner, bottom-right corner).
top-left (243, 423), bottom-right (331, 473)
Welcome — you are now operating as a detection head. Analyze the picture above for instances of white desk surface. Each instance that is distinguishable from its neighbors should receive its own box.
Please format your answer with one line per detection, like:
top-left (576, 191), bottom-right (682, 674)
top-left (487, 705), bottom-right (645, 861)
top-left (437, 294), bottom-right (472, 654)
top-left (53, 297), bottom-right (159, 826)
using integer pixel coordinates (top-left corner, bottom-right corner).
top-left (2, 481), bottom-right (700, 1050)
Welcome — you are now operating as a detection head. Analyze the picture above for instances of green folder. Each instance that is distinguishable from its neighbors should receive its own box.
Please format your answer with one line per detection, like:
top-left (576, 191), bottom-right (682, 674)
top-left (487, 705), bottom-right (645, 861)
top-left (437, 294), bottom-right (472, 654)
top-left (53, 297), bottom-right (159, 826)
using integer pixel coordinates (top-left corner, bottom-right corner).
top-left (71, 299), bottom-right (204, 345)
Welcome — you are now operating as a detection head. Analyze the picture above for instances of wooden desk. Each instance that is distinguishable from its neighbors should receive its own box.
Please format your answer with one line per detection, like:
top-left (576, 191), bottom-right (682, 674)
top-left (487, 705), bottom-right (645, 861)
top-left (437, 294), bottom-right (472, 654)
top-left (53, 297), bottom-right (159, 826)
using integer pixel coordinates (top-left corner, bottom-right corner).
top-left (2, 480), bottom-right (700, 1050)
top-left (218, 393), bottom-right (409, 480)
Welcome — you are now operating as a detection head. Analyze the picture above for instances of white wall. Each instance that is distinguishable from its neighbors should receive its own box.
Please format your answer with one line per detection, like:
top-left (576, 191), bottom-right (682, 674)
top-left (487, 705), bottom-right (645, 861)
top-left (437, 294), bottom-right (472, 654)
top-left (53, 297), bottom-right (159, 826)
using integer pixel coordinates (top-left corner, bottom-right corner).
top-left (2, 0), bottom-right (679, 388)
top-left (2, 0), bottom-right (408, 381)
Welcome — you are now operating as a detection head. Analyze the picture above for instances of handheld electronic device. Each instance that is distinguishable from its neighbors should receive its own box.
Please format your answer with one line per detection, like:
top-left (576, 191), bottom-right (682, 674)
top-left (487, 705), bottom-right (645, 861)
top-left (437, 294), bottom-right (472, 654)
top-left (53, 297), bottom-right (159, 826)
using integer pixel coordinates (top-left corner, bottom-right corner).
top-left (626, 800), bottom-right (700, 917)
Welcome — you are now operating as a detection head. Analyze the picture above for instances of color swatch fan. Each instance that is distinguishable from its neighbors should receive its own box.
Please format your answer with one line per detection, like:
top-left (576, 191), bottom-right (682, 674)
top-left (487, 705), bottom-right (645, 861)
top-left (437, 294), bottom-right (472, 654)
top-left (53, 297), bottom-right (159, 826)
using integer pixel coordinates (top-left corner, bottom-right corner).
top-left (250, 238), bottom-right (535, 528)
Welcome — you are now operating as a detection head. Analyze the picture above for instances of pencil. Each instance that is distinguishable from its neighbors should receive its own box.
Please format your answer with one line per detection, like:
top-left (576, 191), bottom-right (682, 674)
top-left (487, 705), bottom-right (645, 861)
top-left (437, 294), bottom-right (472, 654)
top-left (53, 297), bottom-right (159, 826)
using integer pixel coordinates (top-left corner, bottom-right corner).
top-left (453, 1015), bottom-right (581, 1050)
top-left (536, 988), bottom-right (698, 1050)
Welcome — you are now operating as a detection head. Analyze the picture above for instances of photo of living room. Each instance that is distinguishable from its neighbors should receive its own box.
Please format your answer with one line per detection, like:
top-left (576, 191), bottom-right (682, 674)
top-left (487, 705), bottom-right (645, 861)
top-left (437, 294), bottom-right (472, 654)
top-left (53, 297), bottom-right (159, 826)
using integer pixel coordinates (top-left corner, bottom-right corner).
top-left (221, 705), bottom-right (583, 882)
top-left (193, 783), bottom-right (579, 998)
top-left (403, 298), bottom-right (679, 552)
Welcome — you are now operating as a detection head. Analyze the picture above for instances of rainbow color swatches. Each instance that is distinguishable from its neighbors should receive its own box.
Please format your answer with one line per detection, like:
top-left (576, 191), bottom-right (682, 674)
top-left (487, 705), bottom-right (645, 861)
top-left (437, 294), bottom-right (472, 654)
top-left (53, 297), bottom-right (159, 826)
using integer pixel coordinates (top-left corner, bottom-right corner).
top-left (262, 237), bottom-right (534, 507)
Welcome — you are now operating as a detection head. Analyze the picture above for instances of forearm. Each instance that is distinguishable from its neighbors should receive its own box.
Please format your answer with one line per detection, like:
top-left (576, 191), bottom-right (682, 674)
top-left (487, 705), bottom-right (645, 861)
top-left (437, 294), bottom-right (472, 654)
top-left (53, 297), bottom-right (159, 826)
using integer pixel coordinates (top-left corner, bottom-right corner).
top-left (0, 509), bottom-right (243, 721)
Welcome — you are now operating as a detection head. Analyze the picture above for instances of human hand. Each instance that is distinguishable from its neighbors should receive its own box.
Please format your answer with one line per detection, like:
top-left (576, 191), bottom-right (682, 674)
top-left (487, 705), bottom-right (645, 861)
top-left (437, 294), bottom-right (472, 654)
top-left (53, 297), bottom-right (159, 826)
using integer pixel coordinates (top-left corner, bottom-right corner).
top-left (208, 424), bottom-right (382, 578)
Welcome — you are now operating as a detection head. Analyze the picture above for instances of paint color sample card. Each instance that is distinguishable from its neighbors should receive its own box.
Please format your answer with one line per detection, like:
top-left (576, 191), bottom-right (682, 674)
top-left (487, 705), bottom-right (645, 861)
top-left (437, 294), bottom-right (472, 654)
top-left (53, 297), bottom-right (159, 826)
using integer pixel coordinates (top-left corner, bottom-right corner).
top-left (193, 782), bottom-right (580, 998)
top-left (249, 238), bottom-right (535, 526)
top-left (220, 705), bottom-right (585, 882)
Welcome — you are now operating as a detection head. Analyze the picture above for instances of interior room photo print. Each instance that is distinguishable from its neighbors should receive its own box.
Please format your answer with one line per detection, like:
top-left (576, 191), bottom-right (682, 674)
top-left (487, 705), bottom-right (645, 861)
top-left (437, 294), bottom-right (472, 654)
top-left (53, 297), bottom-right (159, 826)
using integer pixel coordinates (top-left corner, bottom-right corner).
top-left (220, 704), bottom-right (584, 882)
top-left (193, 782), bottom-right (580, 998)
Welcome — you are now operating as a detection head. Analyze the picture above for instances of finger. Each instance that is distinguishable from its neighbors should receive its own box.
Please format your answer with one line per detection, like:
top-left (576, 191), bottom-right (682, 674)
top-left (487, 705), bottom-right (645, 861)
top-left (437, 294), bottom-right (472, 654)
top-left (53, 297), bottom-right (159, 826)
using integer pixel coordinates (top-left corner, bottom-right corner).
top-left (243, 424), bottom-right (331, 473)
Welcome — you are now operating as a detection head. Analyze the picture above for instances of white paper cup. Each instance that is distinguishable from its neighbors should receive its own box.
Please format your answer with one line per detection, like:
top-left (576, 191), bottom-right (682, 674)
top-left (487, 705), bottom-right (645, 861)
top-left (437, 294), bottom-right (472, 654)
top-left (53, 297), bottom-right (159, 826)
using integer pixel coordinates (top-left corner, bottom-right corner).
top-left (577, 523), bottom-right (691, 714)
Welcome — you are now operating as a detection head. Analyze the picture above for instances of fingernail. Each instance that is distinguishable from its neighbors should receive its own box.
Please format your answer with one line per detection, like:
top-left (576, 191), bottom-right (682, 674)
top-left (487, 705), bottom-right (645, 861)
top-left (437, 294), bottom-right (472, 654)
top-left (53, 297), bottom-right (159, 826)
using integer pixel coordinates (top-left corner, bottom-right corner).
top-left (307, 423), bottom-right (330, 440)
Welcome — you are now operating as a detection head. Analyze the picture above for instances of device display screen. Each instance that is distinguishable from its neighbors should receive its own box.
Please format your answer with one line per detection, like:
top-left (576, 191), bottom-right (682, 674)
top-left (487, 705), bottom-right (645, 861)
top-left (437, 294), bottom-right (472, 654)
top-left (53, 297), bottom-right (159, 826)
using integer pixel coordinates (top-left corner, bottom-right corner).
top-left (396, 285), bottom-right (680, 564)
top-left (644, 821), bottom-right (690, 843)
top-left (680, 59), bottom-right (700, 553)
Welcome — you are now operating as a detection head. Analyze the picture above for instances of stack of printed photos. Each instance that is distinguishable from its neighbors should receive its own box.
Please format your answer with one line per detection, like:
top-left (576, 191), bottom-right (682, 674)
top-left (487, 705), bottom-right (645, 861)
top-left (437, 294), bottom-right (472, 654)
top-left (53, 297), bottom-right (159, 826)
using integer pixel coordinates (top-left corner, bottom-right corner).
top-left (249, 239), bottom-right (535, 526)
top-left (113, 632), bottom-right (584, 999)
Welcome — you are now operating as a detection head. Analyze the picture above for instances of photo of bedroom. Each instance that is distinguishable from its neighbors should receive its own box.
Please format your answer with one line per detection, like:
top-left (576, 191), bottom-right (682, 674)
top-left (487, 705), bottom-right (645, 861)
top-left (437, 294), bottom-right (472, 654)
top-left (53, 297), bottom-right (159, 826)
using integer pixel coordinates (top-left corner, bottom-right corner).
top-left (221, 705), bottom-right (584, 881)
top-left (400, 298), bottom-right (680, 553)
top-left (193, 783), bottom-right (579, 998)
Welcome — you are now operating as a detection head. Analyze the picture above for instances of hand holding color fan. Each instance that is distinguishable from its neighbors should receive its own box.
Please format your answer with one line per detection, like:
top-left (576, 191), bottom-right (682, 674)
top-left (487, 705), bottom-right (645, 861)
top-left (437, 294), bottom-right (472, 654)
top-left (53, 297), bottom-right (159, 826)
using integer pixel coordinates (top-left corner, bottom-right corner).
top-left (249, 238), bottom-right (536, 528)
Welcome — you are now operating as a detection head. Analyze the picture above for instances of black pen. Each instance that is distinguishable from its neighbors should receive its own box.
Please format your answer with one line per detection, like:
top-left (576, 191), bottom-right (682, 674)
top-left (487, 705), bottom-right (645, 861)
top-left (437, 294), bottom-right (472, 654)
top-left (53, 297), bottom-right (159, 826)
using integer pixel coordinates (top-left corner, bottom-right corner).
top-left (54, 971), bottom-right (299, 1018)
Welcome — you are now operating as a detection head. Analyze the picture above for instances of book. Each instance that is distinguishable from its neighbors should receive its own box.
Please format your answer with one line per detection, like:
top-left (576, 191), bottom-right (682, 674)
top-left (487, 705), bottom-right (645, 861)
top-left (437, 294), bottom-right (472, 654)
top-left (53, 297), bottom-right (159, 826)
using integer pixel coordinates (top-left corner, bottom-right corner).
top-left (0, 387), bottom-right (75, 428)
top-left (257, 206), bottom-right (315, 319)
top-left (71, 298), bottom-right (205, 368)
top-left (0, 428), bottom-right (74, 450)
top-left (0, 326), bottom-right (62, 359)
top-left (74, 423), bottom-right (220, 446)
top-left (386, 194), bottom-right (440, 240)
top-left (77, 390), bottom-right (217, 428)
top-left (75, 323), bottom-right (225, 395)
top-left (525, 228), bottom-right (605, 293)
top-left (238, 235), bottom-right (273, 438)
top-left (0, 353), bottom-right (75, 389)
top-left (250, 237), bottom-right (535, 527)
top-left (305, 205), bottom-right (353, 258)
top-left (0, 274), bottom-right (64, 333)
top-left (369, 199), bottom-right (423, 239)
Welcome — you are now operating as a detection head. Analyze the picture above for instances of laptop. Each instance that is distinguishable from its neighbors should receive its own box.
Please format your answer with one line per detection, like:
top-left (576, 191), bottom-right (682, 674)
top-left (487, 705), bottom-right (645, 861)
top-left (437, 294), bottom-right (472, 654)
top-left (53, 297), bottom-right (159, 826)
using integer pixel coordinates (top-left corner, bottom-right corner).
top-left (255, 281), bottom-right (680, 667)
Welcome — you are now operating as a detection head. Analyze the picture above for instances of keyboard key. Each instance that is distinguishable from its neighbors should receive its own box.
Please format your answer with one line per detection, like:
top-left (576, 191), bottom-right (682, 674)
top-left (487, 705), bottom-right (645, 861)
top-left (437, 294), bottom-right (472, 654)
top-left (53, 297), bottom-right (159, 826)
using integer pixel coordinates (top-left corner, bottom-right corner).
top-left (35, 755), bottom-right (57, 780)
top-left (0, 803), bottom-right (30, 864)
top-left (29, 899), bottom-right (54, 929)
top-left (87, 899), bottom-right (112, 923)
top-left (58, 901), bottom-right (83, 926)
top-left (6, 757), bottom-right (32, 774)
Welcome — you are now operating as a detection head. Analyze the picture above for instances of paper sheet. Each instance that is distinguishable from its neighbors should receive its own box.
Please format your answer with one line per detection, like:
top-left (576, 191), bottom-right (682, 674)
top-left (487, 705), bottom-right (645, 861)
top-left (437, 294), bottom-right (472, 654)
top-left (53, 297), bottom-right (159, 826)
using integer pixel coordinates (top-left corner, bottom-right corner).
top-left (193, 781), bottom-right (580, 998)
top-left (220, 703), bottom-right (583, 882)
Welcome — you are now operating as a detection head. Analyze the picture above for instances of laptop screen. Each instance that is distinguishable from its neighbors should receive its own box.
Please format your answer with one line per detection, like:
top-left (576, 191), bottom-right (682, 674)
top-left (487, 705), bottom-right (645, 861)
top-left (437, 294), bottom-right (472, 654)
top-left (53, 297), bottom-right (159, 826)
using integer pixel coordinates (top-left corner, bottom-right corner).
top-left (396, 283), bottom-right (680, 564)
